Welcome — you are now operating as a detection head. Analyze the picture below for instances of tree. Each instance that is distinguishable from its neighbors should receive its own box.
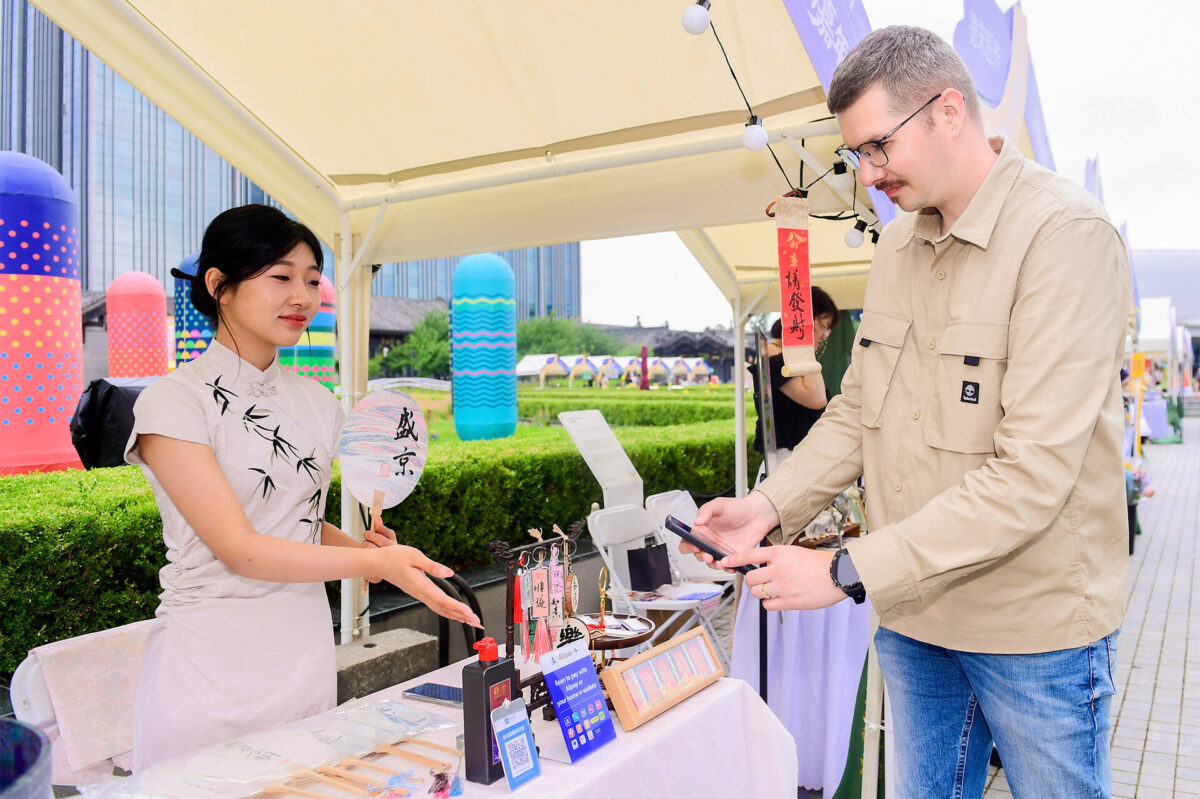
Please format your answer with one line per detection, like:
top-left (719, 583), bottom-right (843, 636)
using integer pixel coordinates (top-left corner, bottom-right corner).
top-left (374, 309), bottom-right (450, 378)
top-left (515, 314), bottom-right (620, 358)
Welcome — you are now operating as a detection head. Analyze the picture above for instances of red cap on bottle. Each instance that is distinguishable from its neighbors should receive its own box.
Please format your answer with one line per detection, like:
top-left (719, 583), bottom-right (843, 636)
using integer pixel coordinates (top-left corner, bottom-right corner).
top-left (473, 637), bottom-right (499, 662)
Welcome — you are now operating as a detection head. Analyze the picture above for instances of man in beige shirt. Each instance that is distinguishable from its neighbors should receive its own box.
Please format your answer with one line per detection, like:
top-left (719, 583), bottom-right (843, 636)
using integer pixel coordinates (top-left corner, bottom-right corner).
top-left (684, 26), bottom-right (1131, 798)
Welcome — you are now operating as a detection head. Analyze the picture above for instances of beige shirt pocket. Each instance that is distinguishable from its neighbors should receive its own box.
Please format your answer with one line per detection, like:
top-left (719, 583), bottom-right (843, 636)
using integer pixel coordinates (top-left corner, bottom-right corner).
top-left (856, 311), bottom-right (911, 428)
top-left (926, 321), bottom-right (1009, 454)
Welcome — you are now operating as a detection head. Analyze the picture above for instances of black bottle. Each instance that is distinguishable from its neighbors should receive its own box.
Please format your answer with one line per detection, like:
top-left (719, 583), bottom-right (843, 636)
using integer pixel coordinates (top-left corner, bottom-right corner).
top-left (462, 637), bottom-right (516, 785)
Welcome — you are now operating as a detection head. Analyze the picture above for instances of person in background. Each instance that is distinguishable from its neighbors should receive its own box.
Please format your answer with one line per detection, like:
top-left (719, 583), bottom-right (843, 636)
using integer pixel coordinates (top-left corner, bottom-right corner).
top-left (748, 286), bottom-right (840, 480)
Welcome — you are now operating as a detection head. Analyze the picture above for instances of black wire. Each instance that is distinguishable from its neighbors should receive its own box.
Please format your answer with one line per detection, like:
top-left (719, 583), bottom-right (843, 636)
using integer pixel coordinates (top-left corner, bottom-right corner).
top-left (709, 23), bottom-right (753, 115)
top-left (765, 144), bottom-right (796, 192)
top-left (710, 21), bottom-right (795, 192)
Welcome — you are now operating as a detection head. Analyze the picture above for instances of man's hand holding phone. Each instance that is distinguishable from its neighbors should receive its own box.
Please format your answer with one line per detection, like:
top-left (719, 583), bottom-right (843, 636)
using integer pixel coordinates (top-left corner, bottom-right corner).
top-left (678, 492), bottom-right (780, 569)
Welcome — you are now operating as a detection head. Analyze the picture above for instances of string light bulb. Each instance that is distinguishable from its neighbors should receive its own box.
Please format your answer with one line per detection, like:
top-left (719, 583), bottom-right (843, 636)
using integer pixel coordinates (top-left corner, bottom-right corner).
top-left (870, 228), bottom-right (880, 245)
top-left (845, 219), bottom-right (867, 248)
top-left (830, 160), bottom-right (854, 192)
top-left (681, 0), bottom-right (712, 35)
top-left (742, 114), bottom-right (768, 152)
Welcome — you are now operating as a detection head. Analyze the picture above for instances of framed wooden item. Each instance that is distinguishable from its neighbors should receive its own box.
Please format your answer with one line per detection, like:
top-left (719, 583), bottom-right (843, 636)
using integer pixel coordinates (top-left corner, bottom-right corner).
top-left (599, 626), bottom-right (725, 731)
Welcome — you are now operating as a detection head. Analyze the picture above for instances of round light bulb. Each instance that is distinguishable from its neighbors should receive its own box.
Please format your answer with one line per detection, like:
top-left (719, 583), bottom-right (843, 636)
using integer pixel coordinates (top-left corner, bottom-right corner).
top-left (830, 161), bottom-right (854, 192)
top-left (844, 220), bottom-right (867, 248)
top-left (681, 1), bottom-right (711, 35)
top-left (742, 116), bottom-right (768, 152)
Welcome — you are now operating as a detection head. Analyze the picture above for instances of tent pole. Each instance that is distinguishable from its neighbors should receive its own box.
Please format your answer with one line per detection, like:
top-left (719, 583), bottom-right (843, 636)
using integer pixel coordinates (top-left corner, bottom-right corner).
top-left (341, 120), bottom-right (842, 213)
top-left (733, 296), bottom-right (747, 498)
top-left (337, 213), bottom-right (371, 643)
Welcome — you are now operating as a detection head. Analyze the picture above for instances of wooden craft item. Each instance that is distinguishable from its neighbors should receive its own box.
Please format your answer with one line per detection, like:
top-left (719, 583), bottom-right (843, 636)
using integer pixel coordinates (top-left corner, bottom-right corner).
top-left (262, 784), bottom-right (331, 799)
top-left (773, 194), bottom-right (821, 377)
top-left (553, 524), bottom-right (579, 614)
top-left (405, 737), bottom-right (460, 756)
top-left (292, 768), bottom-right (369, 796)
top-left (599, 626), bottom-right (725, 732)
top-left (378, 743), bottom-right (451, 771)
top-left (549, 544), bottom-right (565, 637)
top-left (318, 764), bottom-right (373, 786)
top-left (341, 755), bottom-right (393, 774)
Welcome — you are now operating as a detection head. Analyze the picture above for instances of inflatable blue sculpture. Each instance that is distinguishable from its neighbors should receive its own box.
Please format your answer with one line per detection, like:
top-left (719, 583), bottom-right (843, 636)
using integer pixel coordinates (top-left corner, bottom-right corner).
top-left (451, 253), bottom-right (516, 440)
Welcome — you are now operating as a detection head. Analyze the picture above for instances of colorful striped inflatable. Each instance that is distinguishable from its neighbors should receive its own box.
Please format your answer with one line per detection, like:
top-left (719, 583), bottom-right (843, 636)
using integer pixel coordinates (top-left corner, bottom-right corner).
top-left (451, 253), bottom-right (516, 440)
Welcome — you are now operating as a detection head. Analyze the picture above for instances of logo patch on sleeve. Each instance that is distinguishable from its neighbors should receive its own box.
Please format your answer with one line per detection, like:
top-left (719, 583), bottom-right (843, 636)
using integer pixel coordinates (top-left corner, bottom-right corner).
top-left (961, 381), bottom-right (980, 404)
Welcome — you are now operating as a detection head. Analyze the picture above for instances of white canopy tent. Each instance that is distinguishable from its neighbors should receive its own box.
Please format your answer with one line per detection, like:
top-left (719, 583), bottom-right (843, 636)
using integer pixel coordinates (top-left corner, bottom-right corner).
top-left (31, 1), bottom-right (1048, 648)
top-left (31, 0), bottom-right (879, 641)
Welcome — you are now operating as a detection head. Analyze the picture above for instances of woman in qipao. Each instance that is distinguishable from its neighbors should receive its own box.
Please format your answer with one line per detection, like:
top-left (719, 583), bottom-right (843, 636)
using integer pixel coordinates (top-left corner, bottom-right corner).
top-left (124, 205), bottom-right (480, 770)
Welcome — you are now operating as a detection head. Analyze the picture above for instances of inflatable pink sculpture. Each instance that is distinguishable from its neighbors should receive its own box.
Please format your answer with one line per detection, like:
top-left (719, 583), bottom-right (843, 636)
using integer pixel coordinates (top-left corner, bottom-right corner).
top-left (106, 270), bottom-right (168, 378)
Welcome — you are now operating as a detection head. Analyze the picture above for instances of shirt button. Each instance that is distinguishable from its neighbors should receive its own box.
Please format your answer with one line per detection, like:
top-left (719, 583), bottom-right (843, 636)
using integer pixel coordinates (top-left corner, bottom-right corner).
top-left (912, 410), bottom-right (921, 420)
top-left (927, 340), bottom-right (936, 350)
top-left (894, 481), bottom-right (903, 492)
top-left (936, 270), bottom-right (946, 280)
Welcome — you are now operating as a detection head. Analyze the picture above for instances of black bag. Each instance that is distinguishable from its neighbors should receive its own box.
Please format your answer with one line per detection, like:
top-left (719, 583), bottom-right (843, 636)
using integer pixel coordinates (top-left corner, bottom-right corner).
top-left (627, 536), bottom-right (672, 591)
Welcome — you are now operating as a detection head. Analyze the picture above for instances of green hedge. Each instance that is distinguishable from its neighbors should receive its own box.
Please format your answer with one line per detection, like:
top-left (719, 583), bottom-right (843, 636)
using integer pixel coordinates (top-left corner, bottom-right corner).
top-left (518, 397), bottom-right (743, 426)
top-left (0, 420), bottom-right (759, 676)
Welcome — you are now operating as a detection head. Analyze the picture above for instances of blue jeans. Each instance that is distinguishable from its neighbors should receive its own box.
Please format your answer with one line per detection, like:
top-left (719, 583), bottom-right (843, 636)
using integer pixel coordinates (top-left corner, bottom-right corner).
top-left (874, 627), bottom-right (1117, 799)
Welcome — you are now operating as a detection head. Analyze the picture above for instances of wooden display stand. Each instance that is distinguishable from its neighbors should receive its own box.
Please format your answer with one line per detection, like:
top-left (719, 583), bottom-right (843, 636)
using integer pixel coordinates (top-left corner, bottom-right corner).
top-left (600, 627), bottom-right (724, 732)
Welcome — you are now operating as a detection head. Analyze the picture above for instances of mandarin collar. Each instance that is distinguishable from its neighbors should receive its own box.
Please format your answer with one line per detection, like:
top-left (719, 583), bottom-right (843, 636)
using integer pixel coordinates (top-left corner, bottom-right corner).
top-left (201, 337), bottom-right (281, 386)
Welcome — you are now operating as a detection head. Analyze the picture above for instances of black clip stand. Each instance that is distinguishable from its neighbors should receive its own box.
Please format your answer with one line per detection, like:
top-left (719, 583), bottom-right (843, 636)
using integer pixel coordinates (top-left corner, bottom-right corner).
top-left (487, 520), bottom-right (585, 721)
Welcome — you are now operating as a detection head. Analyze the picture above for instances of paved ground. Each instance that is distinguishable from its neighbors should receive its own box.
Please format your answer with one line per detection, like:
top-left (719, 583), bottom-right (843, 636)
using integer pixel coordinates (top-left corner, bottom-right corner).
top-left (984, 417), bottom-right (1200, 797)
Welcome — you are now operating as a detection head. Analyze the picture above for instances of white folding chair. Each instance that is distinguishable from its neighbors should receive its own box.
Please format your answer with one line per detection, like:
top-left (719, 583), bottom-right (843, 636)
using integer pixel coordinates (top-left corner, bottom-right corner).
top-left (587, 503), bottom-right (731, 671)
top-left (645, 489), bottom-right (737, 626)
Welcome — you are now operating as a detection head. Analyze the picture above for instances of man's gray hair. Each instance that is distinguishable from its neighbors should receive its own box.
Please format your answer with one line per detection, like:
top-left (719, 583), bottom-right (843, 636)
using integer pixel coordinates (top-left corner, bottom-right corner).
top-left (827, 26), bottom-right (981, 123)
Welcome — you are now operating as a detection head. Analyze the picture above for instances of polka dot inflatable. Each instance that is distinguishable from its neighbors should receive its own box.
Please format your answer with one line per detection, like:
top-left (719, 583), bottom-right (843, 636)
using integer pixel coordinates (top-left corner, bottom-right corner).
top-left (107, 270), bottom-right (168, 378)
top-left (172, 251), bottom-right (212, 368)
top-left (279, 274), bottom-right (337, 391)
top-left (0, 150), bottom-right (84, 474)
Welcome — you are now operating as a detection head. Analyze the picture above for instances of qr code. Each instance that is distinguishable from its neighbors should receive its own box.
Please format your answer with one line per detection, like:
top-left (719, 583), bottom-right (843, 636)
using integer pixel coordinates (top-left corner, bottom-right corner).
top-left (504, 734), bottom-right (534, 777)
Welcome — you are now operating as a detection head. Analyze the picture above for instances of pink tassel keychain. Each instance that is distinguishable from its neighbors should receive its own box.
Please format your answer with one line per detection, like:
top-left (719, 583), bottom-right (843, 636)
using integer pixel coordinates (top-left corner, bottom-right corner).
top-left (530, 549), bottom-right (551, 662)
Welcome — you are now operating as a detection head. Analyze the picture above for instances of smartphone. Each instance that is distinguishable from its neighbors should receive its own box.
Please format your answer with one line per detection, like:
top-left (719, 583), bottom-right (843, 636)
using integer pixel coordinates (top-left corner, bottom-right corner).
top-left (663, 515), bottom-right (759, 574)
top-left (402, 682), bottom-right (464, 708)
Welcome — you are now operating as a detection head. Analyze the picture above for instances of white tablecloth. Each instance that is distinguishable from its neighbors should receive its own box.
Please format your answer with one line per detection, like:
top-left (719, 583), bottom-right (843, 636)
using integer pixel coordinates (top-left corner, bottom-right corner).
top-left (366, 655), bottom-right (797, 798)
top-left (732, 593), bottom-right (872, 792)
top-left (106, 648), bottom-right (797, 799)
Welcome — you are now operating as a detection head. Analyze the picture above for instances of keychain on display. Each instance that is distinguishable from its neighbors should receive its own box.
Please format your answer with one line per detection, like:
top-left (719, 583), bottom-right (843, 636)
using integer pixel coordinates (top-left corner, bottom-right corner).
top-left (520, 553), bottom-right (535, 654)
top-left (531, 550), bottom-right (552, 662)
top-left (548, 543), bottom-right (565, 643)
top-left (598, 567), bottom-right (609, 628)
top-left (366, 769), bottom-right (422, 798)
top-left (512, 553), bottom-right (527, 662)
top-left (553, 524), bottom-right (579, 615)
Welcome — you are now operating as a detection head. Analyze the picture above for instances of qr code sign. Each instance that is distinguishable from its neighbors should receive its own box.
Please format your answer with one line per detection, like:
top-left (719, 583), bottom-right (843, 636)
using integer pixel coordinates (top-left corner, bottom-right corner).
top-left (504, 735), bottom-right (534, 777)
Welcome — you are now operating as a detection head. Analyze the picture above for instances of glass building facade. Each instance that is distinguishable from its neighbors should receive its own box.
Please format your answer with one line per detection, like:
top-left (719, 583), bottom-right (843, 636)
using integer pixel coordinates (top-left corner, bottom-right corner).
top-left (371, 243), bottom-right (581, 321)
top-left (2, 0), bottom-right (580, 319)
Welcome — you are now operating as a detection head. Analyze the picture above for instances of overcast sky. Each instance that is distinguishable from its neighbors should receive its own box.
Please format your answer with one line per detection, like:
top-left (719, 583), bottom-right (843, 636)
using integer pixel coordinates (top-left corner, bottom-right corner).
top-left (581, 0), bottom-right (1199, 330)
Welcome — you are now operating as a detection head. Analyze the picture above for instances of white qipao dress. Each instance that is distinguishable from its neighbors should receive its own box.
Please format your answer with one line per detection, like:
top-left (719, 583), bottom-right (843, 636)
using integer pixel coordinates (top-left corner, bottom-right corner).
top-left (124, 339), bottom-right (344, 770)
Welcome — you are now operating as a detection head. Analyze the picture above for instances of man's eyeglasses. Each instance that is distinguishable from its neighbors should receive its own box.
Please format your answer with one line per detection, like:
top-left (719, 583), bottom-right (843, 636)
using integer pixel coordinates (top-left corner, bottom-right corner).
top-left (836, 92), bottom-right (942, 170)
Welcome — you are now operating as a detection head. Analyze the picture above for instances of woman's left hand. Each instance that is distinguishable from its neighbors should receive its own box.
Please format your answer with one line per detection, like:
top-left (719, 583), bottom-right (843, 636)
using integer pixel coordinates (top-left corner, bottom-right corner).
top-left (362, 517), bottom-right (398, 582)
top-left (720, 546), bottom-right (847, 610)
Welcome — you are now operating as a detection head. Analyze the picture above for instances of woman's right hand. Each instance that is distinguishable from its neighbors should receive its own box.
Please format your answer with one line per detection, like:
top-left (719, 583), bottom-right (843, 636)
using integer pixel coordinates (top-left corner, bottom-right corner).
top-left (373, 545), bottom-right (482, 628)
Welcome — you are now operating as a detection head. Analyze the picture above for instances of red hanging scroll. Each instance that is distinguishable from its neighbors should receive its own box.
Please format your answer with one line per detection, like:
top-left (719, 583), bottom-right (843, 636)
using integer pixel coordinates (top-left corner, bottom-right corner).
top-left (774, 194), bottom-right (821, 377)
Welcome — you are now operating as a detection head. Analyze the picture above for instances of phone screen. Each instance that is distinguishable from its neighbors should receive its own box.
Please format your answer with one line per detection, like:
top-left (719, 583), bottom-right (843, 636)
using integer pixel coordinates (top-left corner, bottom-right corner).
top-left (403, 682), bottom-right (464, 707)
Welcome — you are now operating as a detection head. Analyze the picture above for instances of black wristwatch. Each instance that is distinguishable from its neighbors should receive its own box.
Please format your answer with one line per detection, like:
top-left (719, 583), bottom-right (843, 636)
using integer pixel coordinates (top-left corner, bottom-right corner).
top-left (830, 548), bottom-right (866, 604)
